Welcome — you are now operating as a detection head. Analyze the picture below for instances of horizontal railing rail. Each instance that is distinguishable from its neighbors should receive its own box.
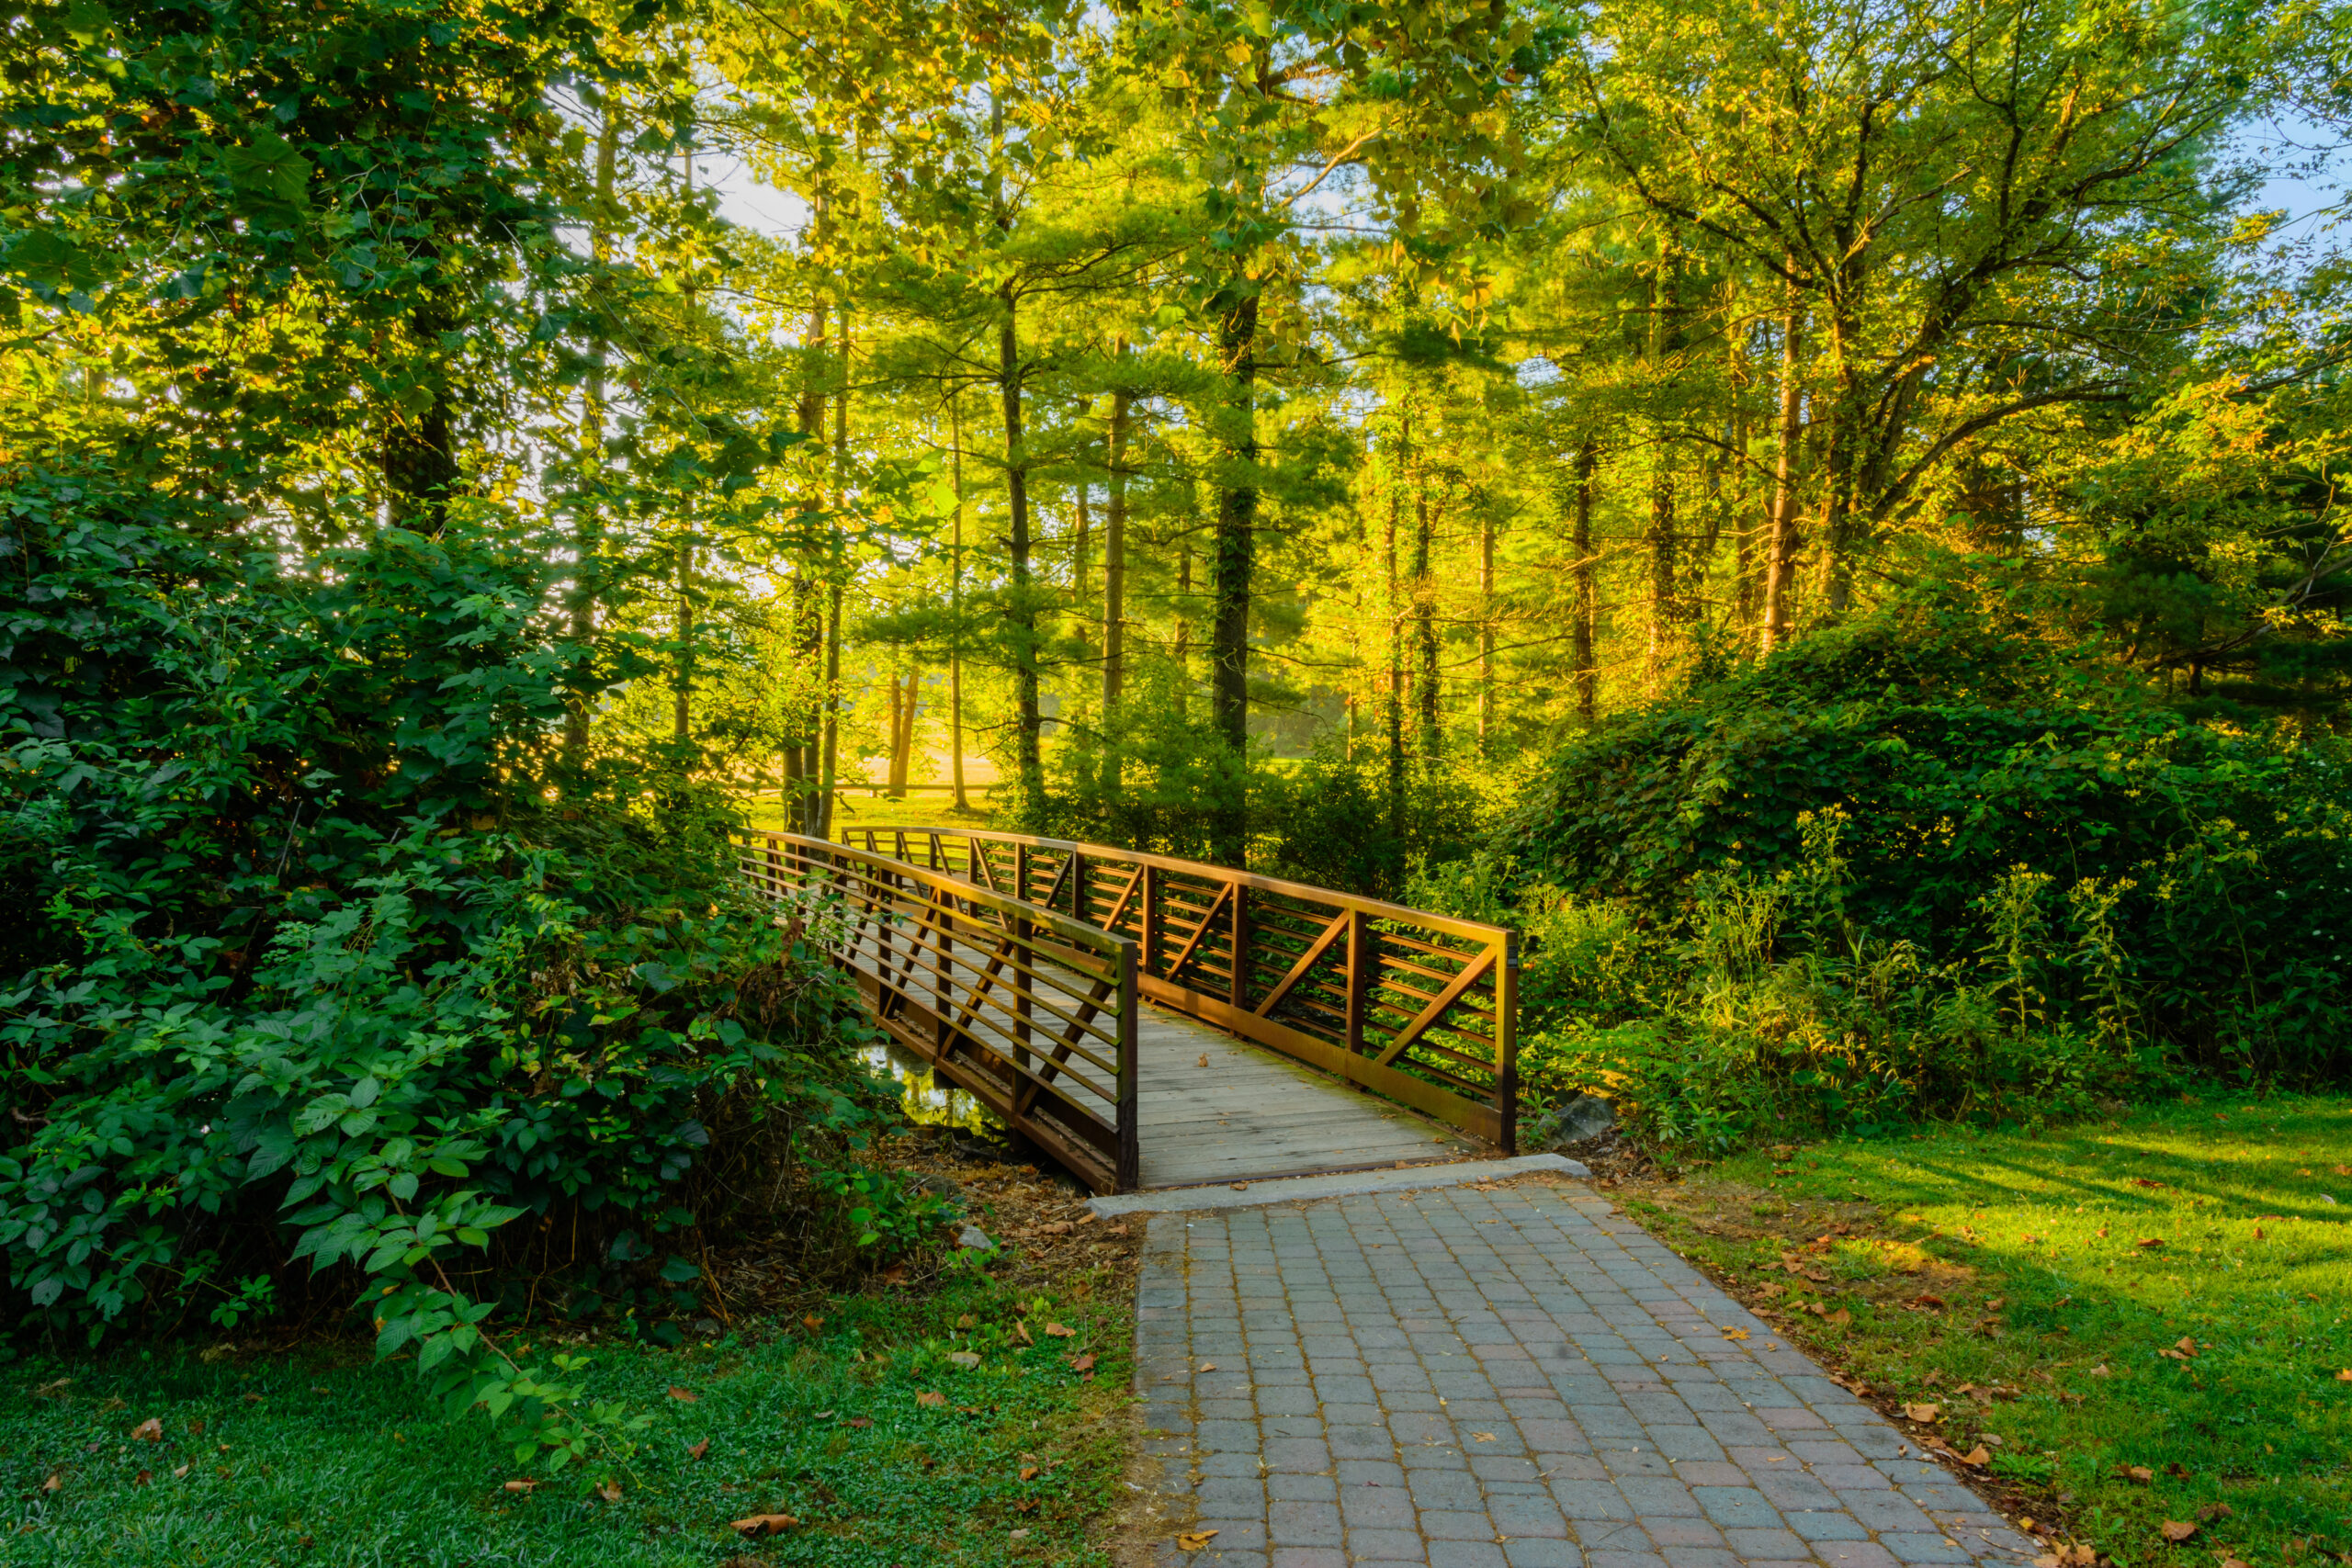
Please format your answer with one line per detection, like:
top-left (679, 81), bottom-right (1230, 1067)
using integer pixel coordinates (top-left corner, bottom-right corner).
top-left (738, 831), bottom-right (1139, 1193)
top-left (838, 826), bottom-right (1518, 1152)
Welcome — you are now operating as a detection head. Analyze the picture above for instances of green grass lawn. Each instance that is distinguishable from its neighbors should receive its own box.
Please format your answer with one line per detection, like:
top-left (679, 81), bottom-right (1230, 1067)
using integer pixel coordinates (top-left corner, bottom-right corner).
top-left (1623, 1090), bottom-right (2352, 1568)
top-left (0, 1271), bottom-right (1129, 1567)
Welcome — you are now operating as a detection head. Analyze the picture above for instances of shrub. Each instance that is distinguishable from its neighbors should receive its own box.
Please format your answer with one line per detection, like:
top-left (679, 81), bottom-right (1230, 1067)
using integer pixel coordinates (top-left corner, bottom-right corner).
top-left (0, 469), bottom-right (933, 1472)
top-left (1510, 599), bottom-right (2352, 1084)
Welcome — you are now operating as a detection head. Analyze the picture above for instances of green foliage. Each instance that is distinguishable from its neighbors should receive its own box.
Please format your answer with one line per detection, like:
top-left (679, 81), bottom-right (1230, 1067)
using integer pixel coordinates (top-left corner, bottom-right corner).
top-left (0, 468), bottom-right (928, 1480)
top-left (1040, 669), bottom-right (1246, 856)
top-left (1253, 746), bottom-right (1489, 899)
top-left (1511, 601), bottom-right (2352, 1094)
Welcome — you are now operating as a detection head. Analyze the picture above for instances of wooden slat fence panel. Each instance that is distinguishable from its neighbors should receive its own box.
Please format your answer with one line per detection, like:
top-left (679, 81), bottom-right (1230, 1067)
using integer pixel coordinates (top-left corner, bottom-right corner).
top-left (841, 827), bottom-right (1519, 1152)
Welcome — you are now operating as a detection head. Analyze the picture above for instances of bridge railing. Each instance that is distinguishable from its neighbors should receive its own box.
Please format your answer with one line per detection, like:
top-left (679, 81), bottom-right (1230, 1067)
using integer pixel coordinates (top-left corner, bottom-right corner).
top-left (739, 832), bottom-right (1139, 1193)
top-left (839, 827), bottom-right (1519, 1153)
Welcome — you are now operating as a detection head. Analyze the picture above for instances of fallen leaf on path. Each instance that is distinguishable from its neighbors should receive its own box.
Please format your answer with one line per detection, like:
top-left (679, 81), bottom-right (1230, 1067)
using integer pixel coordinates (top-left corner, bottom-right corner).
top-left (916, 1391), bottom-right (947, 1407)
top-left (1903, 1403), bottom-right (1940, 1424)
top-left (1175, 1529), bottom-right (1219, 1551)
top-left (1196, 1054), bottom-right (1207, 1067)
top-left (687, 1440), bottom-right (709, 1461)
top-left (1472, 1432), bottom-right (1497, 1442)
top-left (666, 1386), bottom-right (698, 1402)
top-left (732, 1513), bottom-right (798, 1537)
top-left (1721, 1327), bottom-right (1750, 1341)
top-left (503, 1480), bottom-right (536, 1493)
top-left (2159, 1520), bottom-right (2198, 1543)
top-left (131, 1417), bottom-right (162, 1441)
top-left (1198, 1361), bottom-right (1216, 1371)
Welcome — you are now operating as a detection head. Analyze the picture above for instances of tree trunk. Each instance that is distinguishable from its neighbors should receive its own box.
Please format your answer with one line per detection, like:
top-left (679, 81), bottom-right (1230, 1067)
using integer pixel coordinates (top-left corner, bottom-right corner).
top-left (1646, 463), bottom-right (1675, 697)
top-left (1644, 265), bottom-right (1678, 697)
top-left (1102, 379), bottom-right (1130, 717)
top-left (887, 671), bottom-right (920, 797)
top-left (1208, 291), bottom-right (1259, 864)
top-left (673, 534), bottom-right (693, 743)
top-left (1570, 437), bottom-right (1598, 724)
top-left (819, 581), bottom-right (842, 834)
top-left (1477, 506), bottom-right (1495, 757)
top-left (949, 396), bottom-right (971, 814)
top-left (1000, 290), bottom-right (1044, 826)
top-left (1413, 484), bottom-right (1440, 769)
top-left (382, 303), bottom-right (458, 533)
top-left (1174, 535), bottom-right (1193, 716)
top-left (1385, 418), bottom-right (1406, 836)
top-left (1762, 292), bottom-right (1805, 656)
top-left (1072, 483), bottom-right (1091, 666)
top-left (563, 107), bottom-right (619, 769)
top-left (788, 293), bottom-right (830, 830)
top-left (818, 305), bottom-right (850, 837)
top-left (1821, 301), bottom-right (1861, 620)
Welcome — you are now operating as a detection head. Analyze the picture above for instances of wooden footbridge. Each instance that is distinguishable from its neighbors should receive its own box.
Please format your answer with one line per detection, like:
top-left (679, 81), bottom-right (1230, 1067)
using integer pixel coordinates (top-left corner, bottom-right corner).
top-left (737, 828), bottom-right (1519, 1193)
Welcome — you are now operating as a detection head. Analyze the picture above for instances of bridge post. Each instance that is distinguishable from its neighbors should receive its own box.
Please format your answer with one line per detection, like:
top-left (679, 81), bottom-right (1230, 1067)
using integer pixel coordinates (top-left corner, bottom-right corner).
top-left (1115, 940), bottom-right (1139, 1191)
top-left (1141, 863), bottom-right (1161, 978)
top-left (1344, 908), bottom-right (1367, 1057)
top-left (1496, 927), bottom-right (1520, 1155)
top-left (1229, 885), bottom-right (1249, 1010)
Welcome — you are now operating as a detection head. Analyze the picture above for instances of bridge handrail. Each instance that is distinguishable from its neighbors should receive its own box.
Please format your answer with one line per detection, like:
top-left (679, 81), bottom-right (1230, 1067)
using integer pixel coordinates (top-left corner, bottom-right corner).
top-left (739, 831), bottom-right (1140, 1192)
top-left (840, 825), bottom-right (1520, 1154)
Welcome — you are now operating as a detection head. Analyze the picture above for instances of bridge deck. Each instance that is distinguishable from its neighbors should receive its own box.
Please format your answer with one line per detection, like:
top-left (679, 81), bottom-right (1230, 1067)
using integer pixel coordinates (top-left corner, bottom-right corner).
top-left (1132, 1000), bottom-right (1474, 1189)
top-left (838, 936), bottom-right (1472, 1190)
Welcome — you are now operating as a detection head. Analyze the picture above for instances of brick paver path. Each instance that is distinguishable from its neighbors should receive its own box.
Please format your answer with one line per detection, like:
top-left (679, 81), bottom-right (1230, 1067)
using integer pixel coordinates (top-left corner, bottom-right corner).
top-left (1132, 1179), bottom-right (2038, 1568)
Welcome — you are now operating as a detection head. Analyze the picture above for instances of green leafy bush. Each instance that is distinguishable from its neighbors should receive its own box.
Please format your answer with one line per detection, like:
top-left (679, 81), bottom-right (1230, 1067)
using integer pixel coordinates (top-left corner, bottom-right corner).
top-left (1510, 601), bottom-right (2352, 1085)
top-left (0, 469), bottom-right (933, 1472)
